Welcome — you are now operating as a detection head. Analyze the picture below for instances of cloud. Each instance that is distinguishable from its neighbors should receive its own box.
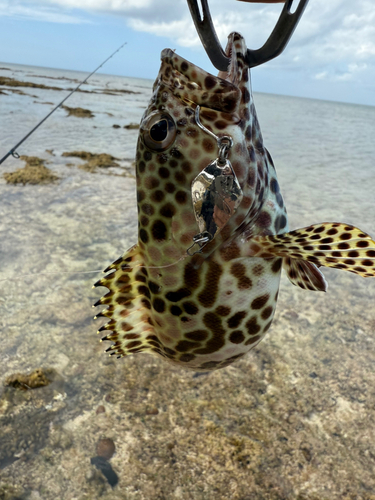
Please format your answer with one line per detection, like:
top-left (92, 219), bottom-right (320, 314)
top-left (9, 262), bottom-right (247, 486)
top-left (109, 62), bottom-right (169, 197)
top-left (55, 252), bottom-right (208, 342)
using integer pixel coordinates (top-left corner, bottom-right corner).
top-left (1, 0), bottom-right (375, 87)
top-left (0, 0), bottom-right (90, 23)
top-left (314, 71), bottom-right (327, 81)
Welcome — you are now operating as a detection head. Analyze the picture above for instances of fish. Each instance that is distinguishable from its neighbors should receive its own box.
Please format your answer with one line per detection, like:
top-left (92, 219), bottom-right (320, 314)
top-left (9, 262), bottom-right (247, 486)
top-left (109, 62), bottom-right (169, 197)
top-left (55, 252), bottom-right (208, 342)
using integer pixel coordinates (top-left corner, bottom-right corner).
top-left (93, 32), bottom-right (375, 371)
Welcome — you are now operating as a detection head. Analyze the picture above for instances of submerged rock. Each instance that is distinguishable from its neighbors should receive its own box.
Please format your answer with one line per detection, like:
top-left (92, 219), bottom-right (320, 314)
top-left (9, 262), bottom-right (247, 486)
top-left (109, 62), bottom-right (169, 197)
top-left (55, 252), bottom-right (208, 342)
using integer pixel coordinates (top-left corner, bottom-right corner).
top-left (5, 368), bottom-right (52, 391)
top-left (124, 123), bottom-right (139, 130)
top-left (62, 105), bottom-right (94, 118)
top-left (96, 437), bottom-right (115, 460)
top-left (3, 156), bottom-right (59, 185)
top-left (61, 151), bottom-right (120, 172)
top-left (0, 76), bottom-right (62, 91)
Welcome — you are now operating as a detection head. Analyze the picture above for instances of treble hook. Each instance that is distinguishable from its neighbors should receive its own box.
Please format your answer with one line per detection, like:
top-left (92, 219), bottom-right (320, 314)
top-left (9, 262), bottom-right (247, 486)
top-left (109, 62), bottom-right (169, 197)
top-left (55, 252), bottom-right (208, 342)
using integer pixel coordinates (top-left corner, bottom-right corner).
top-left (186, 0), bottom-right (309, 70)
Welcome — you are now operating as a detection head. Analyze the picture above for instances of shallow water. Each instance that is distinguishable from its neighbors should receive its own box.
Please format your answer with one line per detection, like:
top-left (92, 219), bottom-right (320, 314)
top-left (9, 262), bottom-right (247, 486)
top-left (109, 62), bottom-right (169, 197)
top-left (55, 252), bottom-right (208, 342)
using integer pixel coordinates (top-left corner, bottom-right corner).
top-left (0, 62), bottom-right (375, 499)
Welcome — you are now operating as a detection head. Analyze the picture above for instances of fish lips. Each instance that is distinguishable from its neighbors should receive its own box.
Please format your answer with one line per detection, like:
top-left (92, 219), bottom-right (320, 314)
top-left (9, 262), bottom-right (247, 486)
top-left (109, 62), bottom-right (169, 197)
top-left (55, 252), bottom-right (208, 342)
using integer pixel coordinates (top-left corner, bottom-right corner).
top-left (158, 48), bottom-right (242, 116)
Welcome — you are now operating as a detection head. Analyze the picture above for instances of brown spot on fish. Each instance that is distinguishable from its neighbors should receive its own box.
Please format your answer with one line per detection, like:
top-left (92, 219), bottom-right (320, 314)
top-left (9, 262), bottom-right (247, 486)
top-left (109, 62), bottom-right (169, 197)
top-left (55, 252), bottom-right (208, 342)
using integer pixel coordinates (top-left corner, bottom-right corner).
top-left (158, 167), bottom-right (170, 178)
top-left (229, 330), bottom-right (245, 344)
top-left (166, 288), bottom-right (191, 302)
top-left (245, 334), bottom-right (261, 346)
top-left (271, 259), bottom-right (282, 273)
top-left (246, 317), bottom-right (261, 335)
top-left (139, 229), bottom-right (149, 244)
top-left (182, 302), bottom-right (198, 315)
top-left (257, 211), bottom-right (272, 228)
top-left (340, 232), bottom-right (352, 240)
top-left (174, 171), bottom-right (186, 184)
top-left (140, 216), bottom-right (149, 227)
top-left (338, 242), bottom-right (350, 249)
top-left (219, 242), bottom-right (241, 261)
top-left (230, 262), bottom-right (253, 290)
top-left (165, 182), bottom-right (176, 193)
top-left (204, 75), bottom-right (217, 89)
top-left (202, 138), bottom-right (215, 153)
top-left (214, 120), bottom-right (228, 130)
top-left (186, 330), bottom-right (208, 341)
top-left (215, 305), bottom-right (231, 317)
top-left (160, 203), bottom-right (176, 218)
top-left (176, 340), bottom-right (199, 352)
top-left (261, 306), bottom-right (273, 320)
top-left (357, 240), bottom-right (369, 248)
top-left (151, 190), bottom-right (165, 203)
top-left (251, 294), bottom-right (269, 310)
top-left (151, 220), bottom-right (167, 241)
top-left (175, 190), bottom-right (187, 204)
top-left (145, 176), bottom-right (160, 189)
top-left (275, 214), bottom-right (287, 232)
top-left (194, 335), bottom-right (225, 355)
top-left (198, 260), bottom-right (223, 307)
top-left (227, 311), bottom-right (247, 328)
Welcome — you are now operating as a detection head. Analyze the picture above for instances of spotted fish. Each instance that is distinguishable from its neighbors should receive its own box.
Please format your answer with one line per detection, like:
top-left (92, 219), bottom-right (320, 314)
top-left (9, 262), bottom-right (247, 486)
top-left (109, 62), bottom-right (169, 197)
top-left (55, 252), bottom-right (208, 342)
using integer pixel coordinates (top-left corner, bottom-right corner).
top-left (94, 33), bottom-right (375, 371)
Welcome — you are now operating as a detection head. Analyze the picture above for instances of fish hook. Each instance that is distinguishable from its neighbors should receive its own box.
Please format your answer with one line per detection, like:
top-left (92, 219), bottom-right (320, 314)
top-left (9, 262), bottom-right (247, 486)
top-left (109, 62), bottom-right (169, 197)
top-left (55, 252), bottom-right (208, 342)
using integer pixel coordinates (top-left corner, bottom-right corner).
top-left (186, 0), bottom-right (309, 70)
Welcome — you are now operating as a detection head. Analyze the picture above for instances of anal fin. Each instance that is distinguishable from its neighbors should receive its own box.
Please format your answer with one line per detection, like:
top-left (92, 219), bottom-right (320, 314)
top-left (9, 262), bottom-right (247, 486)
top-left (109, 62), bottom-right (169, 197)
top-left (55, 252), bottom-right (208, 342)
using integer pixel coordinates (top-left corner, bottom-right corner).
top-left (283, 257), bottom-right (327, 292)
top-left (249, 222), bottom-right (375, 278)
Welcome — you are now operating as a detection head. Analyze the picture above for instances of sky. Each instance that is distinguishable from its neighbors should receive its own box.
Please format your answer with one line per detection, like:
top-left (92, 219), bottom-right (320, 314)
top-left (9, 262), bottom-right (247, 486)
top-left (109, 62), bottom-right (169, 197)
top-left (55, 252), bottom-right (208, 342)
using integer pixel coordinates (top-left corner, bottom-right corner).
top-left (0, 0), bottom-right (374, 106)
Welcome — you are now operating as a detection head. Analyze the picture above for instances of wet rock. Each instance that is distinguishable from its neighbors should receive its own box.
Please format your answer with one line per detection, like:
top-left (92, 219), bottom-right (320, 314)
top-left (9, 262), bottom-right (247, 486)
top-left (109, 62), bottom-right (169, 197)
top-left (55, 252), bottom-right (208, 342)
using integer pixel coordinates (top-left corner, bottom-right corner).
top-left (96, 438), bottom-right (115, 460)
top-left (62, 105), bottom-right (94, 118)
top-left (104, 393), bottom-right (113, 403)
top-left (5, 368), bottom-right (51, 391)
top-left (3, 156), bottom-right (59, 185)
top-left (101, 88), bottom-right (139, 95)
top-left (0, 484), bottom-right (26, 500)
top-left (124, 123), bottom-right (139, 130)
top-left (0, 76), bottom-right (62, 91)
top-left (145, 407), bottom-right (159, 415)
top-left (61, 151), bottom-right (120, 172)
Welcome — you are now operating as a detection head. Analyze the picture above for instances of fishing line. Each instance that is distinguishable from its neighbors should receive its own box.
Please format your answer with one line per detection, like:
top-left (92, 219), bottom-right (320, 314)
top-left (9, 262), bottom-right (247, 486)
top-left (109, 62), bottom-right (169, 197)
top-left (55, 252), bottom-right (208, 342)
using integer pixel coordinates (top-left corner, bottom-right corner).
top-left (0, 269), bottom-right (103, 283)
top-left (0, 41), bottom-right (127, 165)
top-left (0, 254), bottom-right (190, 283)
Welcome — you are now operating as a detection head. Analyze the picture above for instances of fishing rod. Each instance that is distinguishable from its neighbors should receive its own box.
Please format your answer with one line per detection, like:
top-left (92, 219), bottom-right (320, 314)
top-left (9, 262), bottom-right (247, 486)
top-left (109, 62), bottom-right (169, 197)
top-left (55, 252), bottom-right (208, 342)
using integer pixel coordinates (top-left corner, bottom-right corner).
top-left (0, 41), bottom-right (127, 166)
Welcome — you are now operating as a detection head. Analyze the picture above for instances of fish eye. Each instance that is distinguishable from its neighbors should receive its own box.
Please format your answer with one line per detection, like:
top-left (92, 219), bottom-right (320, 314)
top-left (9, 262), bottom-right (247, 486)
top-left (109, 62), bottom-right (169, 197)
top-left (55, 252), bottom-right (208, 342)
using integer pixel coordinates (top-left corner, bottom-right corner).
top-left (141, 112), bottom-right (177, 152)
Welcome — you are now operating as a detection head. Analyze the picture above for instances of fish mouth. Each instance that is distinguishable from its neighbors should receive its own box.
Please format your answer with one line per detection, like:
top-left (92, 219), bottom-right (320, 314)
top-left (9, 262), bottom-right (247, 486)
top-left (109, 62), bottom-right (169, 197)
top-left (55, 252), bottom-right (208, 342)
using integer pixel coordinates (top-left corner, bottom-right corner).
top-left (159, 34), bottom-right (244, 114)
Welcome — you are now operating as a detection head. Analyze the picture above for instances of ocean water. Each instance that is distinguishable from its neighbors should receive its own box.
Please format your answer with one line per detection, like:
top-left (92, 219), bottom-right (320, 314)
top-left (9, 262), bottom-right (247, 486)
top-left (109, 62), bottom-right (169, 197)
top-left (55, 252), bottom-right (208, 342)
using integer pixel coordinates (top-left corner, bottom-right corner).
top-left (0, 62), bottom-right (375, 499)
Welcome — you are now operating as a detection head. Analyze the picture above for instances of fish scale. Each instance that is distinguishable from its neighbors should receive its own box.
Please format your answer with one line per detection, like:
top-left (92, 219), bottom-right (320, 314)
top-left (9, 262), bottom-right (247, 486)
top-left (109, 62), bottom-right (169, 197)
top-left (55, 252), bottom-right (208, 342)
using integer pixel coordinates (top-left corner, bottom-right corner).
top-left (94, 32), bottom-right (375, 371)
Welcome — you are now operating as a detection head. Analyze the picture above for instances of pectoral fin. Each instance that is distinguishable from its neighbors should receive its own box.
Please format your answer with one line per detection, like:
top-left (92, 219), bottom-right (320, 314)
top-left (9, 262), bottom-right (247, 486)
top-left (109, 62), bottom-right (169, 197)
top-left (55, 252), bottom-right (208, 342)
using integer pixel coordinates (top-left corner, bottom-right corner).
top-left (249, 223), bottom-right (375, 278)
